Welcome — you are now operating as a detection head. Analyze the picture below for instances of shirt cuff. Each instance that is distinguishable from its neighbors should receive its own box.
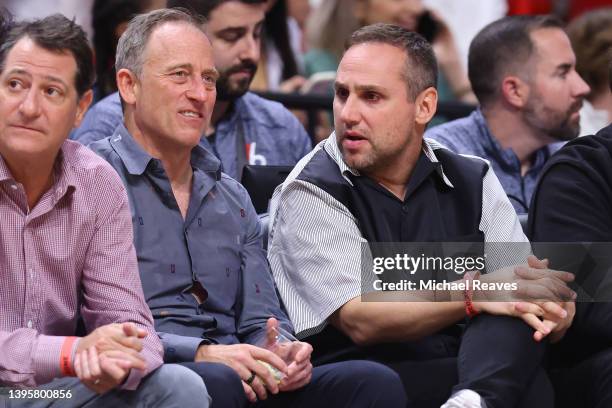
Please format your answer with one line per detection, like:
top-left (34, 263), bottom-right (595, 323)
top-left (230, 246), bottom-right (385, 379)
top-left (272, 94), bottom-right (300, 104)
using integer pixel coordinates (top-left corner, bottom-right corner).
top-left (32, 335), bottom-right (67, 385)
top-left (159, 332), bottom-right (209, 363)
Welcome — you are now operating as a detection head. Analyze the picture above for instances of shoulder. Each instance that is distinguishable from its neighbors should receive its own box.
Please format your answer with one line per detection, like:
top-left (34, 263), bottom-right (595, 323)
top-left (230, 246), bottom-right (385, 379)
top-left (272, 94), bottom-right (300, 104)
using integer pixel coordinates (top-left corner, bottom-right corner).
top-left (425, 110), bottom-right (482, 150)
top-left (543, 125), bottom-right (612, 173)
top-left (72, 92), bottom-right (123, 144)
top-left (238, 92), bottom-right (302, 130)
top-left (61, 139), bottom-right (125, 195)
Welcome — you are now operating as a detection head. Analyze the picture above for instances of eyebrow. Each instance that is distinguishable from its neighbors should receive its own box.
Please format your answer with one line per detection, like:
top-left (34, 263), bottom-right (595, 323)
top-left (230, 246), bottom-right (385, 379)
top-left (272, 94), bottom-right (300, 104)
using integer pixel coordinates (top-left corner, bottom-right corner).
top-left (334, 81), bottom-right (384, 93)
top-left (165, 63), bottom-right (219, 80)
top-left (555, 63), bottom-right (572, 73)
top-left (7, 68), bottom-right (69, 89)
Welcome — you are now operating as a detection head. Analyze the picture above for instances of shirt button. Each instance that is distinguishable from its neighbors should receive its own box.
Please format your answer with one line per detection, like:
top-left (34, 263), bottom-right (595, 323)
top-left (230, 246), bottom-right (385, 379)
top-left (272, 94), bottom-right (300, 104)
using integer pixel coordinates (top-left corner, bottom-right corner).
top-left (27, 320), bottom-right (32, 328)
top-left (402, 204), bottom-right (409, 213)
top-left (10, 183), bottom-right (17, 190)
top-left (29, 268), bottom-right (34, 279)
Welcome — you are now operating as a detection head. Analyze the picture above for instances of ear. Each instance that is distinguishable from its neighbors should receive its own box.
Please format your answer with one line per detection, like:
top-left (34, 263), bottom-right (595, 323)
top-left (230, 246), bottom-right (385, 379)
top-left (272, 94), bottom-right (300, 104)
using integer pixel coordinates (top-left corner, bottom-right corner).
top-left (500, 75), bottom-right (530, 109)
top-left (73, 89), bottom-right (93, 128)
top-left (116, 68), bottom-right (139, 107)
top-left (414, 87), bottom-right (438, 126)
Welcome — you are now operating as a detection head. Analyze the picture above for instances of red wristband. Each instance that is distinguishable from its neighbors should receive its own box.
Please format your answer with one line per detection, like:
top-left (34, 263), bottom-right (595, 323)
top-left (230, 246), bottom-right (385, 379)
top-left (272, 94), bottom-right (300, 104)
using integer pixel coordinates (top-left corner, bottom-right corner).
top-left (60, 336), bottom-right (78, 377)
top-left (463, 271), bottom-right (481, 318)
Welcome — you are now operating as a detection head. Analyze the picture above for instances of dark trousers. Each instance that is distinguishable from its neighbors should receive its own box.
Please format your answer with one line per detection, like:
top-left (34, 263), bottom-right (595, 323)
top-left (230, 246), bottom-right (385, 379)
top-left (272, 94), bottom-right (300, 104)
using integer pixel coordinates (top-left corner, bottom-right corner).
top-left (548, 303), bottom-right (612, 408)
top-left (310, 315), bottom-right (553, 408)
top-left (180, 360), bottom-right (407, 408)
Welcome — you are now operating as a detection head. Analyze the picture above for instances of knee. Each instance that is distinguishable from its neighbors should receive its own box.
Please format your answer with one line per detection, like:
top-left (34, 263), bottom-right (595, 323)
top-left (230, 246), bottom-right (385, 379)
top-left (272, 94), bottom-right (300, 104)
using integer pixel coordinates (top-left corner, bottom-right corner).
top-left (327, 360), bottom-right (407, 407)
top-left (149, 364), bottom-right (211, 408)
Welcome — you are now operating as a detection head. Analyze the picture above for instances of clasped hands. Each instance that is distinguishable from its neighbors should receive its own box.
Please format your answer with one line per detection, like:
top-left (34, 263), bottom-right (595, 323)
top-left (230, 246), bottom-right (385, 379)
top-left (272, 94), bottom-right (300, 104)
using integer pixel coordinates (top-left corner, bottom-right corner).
top-left (195, 317), bottom-right (313, 402)
top-left (73, 322), bottom-right (148, 394)
top-left (473, 255), bottom-right (576, 343)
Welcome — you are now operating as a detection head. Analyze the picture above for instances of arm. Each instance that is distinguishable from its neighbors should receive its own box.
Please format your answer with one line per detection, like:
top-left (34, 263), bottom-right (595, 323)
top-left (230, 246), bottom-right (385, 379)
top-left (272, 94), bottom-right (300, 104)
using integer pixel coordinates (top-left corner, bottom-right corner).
top-left (79, 170), bottom-right (163, 390)
top-left (530, 161), bottom-right (612, 340)
top-left (236, 186), bottom-right (294, 344)
top-left (0, 329), bottom-right (73, 387)
top-left (269, 180), bottom-right (468, 344)
top-left (286, 113), bottom-right (313, 163)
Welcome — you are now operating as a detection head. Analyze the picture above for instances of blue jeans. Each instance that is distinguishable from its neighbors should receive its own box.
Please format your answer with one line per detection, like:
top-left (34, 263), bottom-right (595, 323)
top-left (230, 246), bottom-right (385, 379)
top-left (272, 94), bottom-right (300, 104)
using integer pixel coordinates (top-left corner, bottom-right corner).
top-left (2, 364), bottom-right (210, 408)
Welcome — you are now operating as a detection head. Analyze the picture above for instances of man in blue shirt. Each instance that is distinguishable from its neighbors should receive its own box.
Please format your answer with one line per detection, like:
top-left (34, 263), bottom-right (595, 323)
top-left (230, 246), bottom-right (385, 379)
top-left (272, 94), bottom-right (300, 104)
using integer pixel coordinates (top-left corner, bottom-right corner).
top-left (91, 8), bottom-right (405, 408)
top-left (73, 0), bottom-right (312, 181)
top-left (425, 15), bottom-right (589, 213)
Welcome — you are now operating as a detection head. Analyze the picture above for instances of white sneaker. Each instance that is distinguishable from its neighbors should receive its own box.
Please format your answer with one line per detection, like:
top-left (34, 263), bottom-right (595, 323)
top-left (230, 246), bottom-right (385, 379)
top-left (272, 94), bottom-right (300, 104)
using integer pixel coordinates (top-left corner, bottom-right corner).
top-left (440, 389), bottom-right (486, 408)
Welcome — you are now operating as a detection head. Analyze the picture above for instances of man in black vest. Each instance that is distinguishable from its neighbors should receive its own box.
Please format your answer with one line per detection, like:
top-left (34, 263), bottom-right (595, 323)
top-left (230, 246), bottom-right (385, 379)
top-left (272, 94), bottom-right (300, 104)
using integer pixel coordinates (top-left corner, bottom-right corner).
top-left (269, 23), bottom-right (576, 408)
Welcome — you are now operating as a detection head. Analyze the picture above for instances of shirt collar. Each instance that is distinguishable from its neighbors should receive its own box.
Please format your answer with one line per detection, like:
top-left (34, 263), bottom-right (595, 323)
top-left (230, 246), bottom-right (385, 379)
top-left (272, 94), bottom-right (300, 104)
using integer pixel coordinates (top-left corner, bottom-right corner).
top-left (474, 108), bottom-right (552, 171)
top-left (109, 122), bottom-right (222, 178)
top-left (0, 142), bottom-right (77, 202)
top-left (324, 131), bottom-right (454, 188)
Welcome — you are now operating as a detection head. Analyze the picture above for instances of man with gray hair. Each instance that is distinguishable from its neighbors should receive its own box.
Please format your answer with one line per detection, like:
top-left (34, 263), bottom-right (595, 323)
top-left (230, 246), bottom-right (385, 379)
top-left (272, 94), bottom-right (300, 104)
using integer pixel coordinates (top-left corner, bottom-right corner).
top-left (73, 0), bottom-right (312, 182)
top-left (0, 12), bottom-right (209, 408)
top-left (90, 8), bottom-right (406, 408)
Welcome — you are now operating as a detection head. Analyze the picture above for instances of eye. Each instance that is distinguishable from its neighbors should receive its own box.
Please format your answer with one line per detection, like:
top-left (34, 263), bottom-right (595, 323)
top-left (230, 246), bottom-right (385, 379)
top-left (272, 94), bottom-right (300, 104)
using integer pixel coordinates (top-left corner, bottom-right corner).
top-left (364, 92), bottom-right (380, 102)
top-left (173, 70), bottom-right (188, 78)
top-left (202, 74), bottom-right (217, 89)
top-left (7, 79), bottom-right (23, 90)
top-left (45, 87), bottom-right (62, 97)
top-left (335, 87), bottom-right (349, 100)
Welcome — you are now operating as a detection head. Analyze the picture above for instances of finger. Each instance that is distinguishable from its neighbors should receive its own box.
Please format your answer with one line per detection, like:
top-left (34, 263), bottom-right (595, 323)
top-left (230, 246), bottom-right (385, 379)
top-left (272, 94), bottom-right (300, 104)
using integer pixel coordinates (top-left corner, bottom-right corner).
top-left (515, 266), bottom-right (574, 283)
top-left (81, 349), bottom-right (92, 380)
top-left (527, 255), bottom-right (548, 269)
top-left (541, 301), bottom-right (568, 320)
top-left (293, 342), bottom-right (312, 364)
top-left (250, 347), bottom-right (288, 375)
top-left (99, 354), bottom-right (129, 384)
top-left (114, 336), bottom-right (144, 353)
top-left (122, 322), bottom-right (147, 339)
top-left (74, 353), bottom-right (82, 379)
top-left (242, 381), bottom-right (257, 403)
top-left (249, 375), bottom-right (268, 400)
top-left (266, 317), bottom-right (279, 348)
top-left (247, 360), bottom-right (280, 394)
top-left (88, 347), bottom-right (102, 379)
top-left (513, 302), bottom-right (545, 317)
top-left (101, 350), bottom-right (146, 371)
top-left (520, 313), bottom-right (550, 337)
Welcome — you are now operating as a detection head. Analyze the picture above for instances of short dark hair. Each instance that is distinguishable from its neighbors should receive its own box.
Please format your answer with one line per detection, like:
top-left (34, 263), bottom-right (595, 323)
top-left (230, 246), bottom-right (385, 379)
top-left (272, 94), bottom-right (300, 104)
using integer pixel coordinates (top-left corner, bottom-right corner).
top-left (0, 14), bottom-right (94, 98)
top-left (166, 0), bottom-right (267, 19)
top-left (0, 7), bottom-right (13, 44)
top-left (346, 23), bottom-right (437, 100)
top-left (468, 15), bottom-right (564, 107)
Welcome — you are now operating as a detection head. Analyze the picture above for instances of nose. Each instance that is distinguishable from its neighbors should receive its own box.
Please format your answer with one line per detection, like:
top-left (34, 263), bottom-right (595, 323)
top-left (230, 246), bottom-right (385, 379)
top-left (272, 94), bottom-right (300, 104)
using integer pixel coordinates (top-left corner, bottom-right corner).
top-left (337, 95), bottom-right (360, 127)
top-left (18, 87), bottom-right (42, 119)
top-left (238, 34), bottom-right (260, 63)
top-left (186, 77), bottom-right (211, 103)
top-left (572, 71), bottom-right (591, 98)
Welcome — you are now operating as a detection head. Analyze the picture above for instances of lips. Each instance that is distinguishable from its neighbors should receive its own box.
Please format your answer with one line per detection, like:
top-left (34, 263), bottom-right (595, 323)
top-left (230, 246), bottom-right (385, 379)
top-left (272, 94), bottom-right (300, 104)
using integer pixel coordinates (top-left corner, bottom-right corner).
top-left (342, 131), bottom-right (368, 150)
top-left (9, 124), bottom-right (45, 134)
top-left (179, 110), bottom-right (203, 118)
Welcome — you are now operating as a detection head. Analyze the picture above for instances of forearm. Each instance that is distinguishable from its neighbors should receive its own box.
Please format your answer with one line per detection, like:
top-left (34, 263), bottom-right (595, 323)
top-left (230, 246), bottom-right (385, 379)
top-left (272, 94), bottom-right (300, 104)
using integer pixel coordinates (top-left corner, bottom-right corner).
top-left (332, 297), bottom-right (465, 345)
top-left (0, 329), bottom-right (73, 387)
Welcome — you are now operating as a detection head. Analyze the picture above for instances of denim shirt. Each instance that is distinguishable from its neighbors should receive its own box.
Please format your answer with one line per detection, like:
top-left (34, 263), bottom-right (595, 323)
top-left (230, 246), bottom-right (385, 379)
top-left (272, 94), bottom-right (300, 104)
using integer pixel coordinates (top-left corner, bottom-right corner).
top-left (425, 109), bottom-right (563, 213)
top-left (89, 124), bottom-right (293, 363)
top-left (73, 92), bottom-right (312, 180)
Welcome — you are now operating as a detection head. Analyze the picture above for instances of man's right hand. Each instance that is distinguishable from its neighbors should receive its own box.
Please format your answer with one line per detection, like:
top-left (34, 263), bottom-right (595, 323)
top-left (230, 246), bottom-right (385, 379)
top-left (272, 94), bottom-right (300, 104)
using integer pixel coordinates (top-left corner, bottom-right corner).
top-left (195, 343), bottom-right (288, 403)
top-left (77, 323), bottom-right (146, 371)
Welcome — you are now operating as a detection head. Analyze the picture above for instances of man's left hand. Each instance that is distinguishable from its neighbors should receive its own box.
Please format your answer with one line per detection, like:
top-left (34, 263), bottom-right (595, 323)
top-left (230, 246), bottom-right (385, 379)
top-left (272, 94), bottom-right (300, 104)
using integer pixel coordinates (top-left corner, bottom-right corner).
top-left (278, 341), bottom-right (313, 391)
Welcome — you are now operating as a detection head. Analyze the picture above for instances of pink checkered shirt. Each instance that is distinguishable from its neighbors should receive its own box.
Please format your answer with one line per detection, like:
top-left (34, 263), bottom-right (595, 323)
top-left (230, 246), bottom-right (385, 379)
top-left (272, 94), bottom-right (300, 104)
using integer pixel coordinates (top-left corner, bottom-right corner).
top-left (0, 140), bottom-right (163, 389)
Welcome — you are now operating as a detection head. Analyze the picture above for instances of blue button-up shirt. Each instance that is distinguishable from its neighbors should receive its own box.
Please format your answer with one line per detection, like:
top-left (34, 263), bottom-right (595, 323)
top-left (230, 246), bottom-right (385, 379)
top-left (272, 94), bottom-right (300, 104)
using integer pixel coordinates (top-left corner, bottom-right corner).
top-left (73, 92), bottom-right (312, 180)
top-left (89, 124), bottom-right (293, 363)
top-left (425, 109), bottom-right (563, 213)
